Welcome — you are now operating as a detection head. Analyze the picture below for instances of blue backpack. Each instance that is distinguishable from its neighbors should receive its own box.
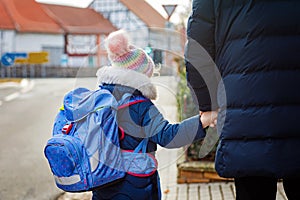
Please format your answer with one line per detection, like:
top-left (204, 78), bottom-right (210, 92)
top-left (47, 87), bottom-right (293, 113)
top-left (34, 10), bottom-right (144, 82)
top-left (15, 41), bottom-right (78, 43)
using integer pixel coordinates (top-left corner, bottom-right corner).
top-left (44, 87), bottom-right (157, 192)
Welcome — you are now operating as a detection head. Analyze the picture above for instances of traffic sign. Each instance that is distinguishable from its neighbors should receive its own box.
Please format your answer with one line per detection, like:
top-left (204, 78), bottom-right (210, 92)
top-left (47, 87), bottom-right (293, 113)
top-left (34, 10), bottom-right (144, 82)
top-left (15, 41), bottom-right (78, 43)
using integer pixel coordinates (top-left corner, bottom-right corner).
top-left (27, 52), bottom-right (48, 64)
top-left (0, 52), bottom-right (49, 66)
top-left (162, 4), bottom-right (177, 20)
top-left (1, 53), bottom-right (27, 66)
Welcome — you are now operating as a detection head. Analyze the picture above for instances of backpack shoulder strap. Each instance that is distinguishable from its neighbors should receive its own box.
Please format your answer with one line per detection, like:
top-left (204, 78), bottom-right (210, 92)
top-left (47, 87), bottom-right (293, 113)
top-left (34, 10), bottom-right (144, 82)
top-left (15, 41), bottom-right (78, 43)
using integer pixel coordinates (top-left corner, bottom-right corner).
top-left (133, 138), bottom-right (149, 153)
top-left (117, 94), bottom-right (149, 110)
top-left (116, 94), bottom-right (149, 151)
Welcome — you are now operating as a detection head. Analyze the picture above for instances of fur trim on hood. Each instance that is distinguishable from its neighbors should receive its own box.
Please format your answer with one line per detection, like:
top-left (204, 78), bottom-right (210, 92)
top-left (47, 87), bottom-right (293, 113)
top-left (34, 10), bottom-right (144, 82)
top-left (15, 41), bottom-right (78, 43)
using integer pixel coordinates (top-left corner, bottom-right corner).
top-left (96, 66), bottom-right (157, 100)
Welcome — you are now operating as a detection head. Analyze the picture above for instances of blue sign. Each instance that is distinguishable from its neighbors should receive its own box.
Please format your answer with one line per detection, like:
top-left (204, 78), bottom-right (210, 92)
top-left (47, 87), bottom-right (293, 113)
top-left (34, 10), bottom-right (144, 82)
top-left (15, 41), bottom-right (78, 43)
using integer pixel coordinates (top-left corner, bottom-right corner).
top-left (1, 53), bottom-right (27, 66)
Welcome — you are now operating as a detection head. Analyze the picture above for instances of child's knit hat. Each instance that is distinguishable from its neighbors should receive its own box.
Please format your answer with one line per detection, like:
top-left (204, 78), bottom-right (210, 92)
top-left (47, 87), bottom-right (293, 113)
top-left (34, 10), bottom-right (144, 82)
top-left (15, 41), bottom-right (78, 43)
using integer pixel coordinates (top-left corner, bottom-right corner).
top-left (105, 29), bottom-right (154, 77)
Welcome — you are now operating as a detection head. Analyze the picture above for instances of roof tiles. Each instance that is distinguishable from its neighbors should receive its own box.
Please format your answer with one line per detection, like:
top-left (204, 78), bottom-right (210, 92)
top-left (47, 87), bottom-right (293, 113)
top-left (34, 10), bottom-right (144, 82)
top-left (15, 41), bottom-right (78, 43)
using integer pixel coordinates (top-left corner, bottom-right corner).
top-left (120, 0), bottom-right (167, 28)
top-left (0, 0), bottom-right (15, 29)
top-left (1, 0), bottom-right (63, 33)
top-left (0, 0), bottom-right (116, 34)
top-left (42, 4), bottom-right (116, 34)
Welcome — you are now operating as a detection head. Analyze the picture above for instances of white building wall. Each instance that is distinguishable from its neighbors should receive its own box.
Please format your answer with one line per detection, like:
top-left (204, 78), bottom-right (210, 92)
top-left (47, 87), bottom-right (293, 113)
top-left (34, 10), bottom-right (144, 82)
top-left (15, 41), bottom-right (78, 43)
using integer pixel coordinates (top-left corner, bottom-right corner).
top-left (2, 32), bottom-right (65, 66)
top-left (91, 0), bottom-right (146, 31)
top-left (1, 30), bottom-right (105, 67)
top-left (15, 33), bottom-right (63, 52)
top-left (0, 30), bottom-right (15, 54)
top-left (91, 0), bottom-right (149, 49)
top-left (90, 0), bottom-right (182, 71)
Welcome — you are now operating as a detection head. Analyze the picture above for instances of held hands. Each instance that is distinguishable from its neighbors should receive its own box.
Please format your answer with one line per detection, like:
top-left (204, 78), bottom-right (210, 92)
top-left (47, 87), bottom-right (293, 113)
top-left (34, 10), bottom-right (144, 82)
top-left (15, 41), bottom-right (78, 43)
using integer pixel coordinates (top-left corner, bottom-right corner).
top-left (200, 111), bottom-right (218, 128)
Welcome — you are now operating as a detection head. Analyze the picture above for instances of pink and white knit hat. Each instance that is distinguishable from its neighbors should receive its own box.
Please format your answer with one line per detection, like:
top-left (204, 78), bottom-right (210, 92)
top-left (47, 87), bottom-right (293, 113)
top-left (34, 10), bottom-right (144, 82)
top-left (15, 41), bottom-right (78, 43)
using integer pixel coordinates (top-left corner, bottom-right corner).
top-left (105, 30), bottom-right (154, 77)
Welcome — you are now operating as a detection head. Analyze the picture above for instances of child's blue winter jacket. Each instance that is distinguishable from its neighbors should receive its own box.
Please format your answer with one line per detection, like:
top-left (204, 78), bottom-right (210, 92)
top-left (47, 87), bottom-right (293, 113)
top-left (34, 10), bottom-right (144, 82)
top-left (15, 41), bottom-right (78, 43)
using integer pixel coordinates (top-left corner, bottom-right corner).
top-left (92, 66), bottom-right (205, 200)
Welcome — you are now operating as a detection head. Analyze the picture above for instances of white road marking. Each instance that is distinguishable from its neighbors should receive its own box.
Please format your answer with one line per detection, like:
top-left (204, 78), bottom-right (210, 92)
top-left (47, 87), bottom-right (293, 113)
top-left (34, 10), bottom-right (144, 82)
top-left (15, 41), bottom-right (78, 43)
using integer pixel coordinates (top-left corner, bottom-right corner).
top-left (0, 79), bottom-right (35, 106)
top-left (4, 92), bottom-right (20, 102)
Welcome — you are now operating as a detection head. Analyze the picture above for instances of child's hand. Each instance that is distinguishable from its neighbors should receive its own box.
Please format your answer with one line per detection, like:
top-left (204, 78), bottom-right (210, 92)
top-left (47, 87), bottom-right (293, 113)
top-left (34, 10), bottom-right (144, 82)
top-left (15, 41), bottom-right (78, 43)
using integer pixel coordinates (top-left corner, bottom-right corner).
top-left (200, 111), bottom-right (218, 128)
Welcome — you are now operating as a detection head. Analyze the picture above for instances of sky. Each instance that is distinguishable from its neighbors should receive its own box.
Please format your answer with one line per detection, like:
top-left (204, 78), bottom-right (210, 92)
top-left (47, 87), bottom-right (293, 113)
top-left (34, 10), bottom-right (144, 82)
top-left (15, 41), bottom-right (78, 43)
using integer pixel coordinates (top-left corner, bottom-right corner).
top-left (35, 0), bottom-right (190, 24)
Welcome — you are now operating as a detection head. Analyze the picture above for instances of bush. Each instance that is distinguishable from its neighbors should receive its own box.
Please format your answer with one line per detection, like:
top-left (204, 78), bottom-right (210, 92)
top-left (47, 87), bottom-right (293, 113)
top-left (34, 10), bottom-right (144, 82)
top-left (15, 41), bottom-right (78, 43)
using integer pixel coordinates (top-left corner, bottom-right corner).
top-left (175, 57), bottom-right (218, 162)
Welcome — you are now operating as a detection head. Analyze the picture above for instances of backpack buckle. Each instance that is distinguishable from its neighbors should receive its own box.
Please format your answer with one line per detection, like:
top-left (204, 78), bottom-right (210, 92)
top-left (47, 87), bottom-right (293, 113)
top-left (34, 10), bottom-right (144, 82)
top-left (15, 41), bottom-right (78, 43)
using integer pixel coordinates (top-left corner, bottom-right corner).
top-left (62, 123), bottom-right (73, 134)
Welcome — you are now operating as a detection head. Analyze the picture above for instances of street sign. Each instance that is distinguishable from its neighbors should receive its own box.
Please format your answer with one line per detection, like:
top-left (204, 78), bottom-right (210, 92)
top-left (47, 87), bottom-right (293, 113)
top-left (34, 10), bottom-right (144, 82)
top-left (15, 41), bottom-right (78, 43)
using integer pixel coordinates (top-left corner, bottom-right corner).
top-left (27, 52), bottom-right (49, 64)
top-left (14, 58), bottom-right (28, 64)
top-left (1, 53), bottom-right (14, 66)
top-left (1, 53), bottom-right (27, 66)
top-left (0, 52), bottom-right (49, 66)
top-left (162, 4), bottom-right (177, 20)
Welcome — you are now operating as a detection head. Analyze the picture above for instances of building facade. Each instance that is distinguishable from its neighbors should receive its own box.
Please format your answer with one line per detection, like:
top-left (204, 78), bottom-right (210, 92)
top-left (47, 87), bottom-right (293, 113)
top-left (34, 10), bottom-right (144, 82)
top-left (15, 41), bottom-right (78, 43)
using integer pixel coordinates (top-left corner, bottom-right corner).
top-left (90, 0), bottom-right (183, 70)
top-left (0, 0), bottom-right (116, 68)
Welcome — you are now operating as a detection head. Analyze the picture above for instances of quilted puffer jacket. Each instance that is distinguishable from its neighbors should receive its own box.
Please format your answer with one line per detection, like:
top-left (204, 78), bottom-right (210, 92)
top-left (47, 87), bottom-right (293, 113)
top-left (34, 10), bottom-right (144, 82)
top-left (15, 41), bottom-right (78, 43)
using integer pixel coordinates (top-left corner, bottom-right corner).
top-left (185, 0), bottom-right (300, 178)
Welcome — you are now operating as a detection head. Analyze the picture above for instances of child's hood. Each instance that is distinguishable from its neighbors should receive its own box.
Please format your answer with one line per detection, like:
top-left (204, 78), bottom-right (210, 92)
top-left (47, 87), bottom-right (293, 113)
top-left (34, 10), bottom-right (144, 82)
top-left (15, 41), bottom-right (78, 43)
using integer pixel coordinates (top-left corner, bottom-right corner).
top-left (96, 66), bottom-right (157, 100)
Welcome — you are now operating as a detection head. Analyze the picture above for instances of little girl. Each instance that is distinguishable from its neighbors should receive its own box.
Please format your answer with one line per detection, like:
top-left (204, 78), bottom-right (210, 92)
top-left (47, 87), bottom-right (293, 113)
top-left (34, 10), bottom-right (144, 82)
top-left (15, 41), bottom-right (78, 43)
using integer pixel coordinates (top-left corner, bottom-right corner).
top-left (93, 30), bottom-right (216, 200)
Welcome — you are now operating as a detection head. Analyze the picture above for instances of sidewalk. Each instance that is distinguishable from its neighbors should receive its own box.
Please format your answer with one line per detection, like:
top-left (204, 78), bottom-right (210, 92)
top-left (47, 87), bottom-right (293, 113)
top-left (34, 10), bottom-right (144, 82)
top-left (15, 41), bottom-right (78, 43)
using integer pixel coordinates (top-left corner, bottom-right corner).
top-left (58, 76), bottom-right (288, 200)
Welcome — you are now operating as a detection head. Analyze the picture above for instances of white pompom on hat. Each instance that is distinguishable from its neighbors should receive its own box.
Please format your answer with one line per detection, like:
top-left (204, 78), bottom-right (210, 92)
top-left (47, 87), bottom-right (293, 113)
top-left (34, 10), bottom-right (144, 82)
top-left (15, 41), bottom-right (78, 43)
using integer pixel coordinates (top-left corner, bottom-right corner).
top-left (105, 29), bottom-right (154, 77)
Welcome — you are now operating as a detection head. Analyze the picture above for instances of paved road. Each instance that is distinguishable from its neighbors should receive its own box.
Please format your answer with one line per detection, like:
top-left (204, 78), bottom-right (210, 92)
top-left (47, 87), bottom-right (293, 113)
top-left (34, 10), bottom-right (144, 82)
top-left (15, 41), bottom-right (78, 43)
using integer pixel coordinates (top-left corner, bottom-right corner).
top-left (0, 78), bottom-right (98, 200)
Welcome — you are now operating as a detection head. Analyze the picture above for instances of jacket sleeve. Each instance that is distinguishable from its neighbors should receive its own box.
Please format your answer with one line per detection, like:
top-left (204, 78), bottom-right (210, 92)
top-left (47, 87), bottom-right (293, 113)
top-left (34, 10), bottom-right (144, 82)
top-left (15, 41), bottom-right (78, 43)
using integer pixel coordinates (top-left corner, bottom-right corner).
top-left (140, 101), bottom-right (206, 148)
top-left (184, 0), bottom-right (218, 111)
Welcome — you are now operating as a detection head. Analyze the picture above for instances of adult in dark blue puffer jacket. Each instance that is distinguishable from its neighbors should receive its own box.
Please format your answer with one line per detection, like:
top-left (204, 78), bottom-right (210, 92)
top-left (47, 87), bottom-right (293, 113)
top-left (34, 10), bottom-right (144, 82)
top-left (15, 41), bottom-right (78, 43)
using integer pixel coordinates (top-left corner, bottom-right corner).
top-left (185, 0), bottom-right (300, 199)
